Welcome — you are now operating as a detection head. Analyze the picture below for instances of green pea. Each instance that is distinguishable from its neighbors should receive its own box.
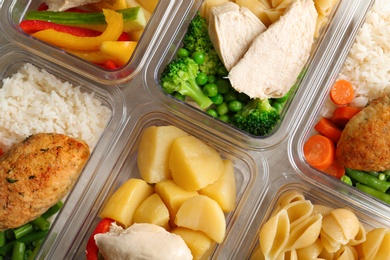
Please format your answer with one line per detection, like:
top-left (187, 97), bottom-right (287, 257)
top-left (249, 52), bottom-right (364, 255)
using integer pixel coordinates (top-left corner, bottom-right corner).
top-left (219, 114), bottom-right (230, 123)
top-left (217, 66), bottom-right (228, 77)
top-left (173, 92), bottom-right (185, 101)
top-left (207, 75), bottom-right (217, 84)
top-left (228, 100), bottom-right (243, 112)
top-left (206, 108), bottom-right (218, 118)
top-left (192, 51), bottom-right (205, 65)
top-left (176, 48), bottom-right (189, 58)
top-left (216, 102), bottom-right (229, 116)
top-left (203, 83), bottom-right (218, 97)
top-left (195, 72), bottom-right (208, 86)
top-left (223, 90), bottom-right (237, 103)
top-left (210, 93), bottom-right (223, 105)
top-left (237, 92), bottom-right (250, 103)
top-left (216, 78), bottom-right (231, 94)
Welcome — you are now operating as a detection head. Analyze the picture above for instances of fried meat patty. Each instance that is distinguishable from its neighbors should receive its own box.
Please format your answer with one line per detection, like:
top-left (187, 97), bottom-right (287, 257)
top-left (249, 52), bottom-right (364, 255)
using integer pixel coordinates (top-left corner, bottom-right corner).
top-left (336, 94), bottom-right (390, 171)
top-left (0, 133), bottom-right (90, 230)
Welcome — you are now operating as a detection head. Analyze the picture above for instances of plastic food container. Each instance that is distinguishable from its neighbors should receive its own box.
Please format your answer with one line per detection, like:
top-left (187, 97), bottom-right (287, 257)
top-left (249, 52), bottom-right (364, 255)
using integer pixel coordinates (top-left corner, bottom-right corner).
top-left (0, 0), bottom-right (182, 84)
top-left (38, 102), bottom-right (268, 259)
top-left (244, 173), bottom-right (390, 259)
top-left (0, 44), bottom-right (127, 256)
top-left (144, 0), bottom-right (366, 150)
top-left (289, 0), bottom-right (390, 209)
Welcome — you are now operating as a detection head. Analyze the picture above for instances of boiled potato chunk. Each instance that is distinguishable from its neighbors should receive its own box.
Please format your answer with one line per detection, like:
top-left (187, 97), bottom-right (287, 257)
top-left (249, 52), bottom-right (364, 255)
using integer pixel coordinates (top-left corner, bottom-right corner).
top-left (155, 180), bottom-right (198, 226)
top-left (169, 135), bottom-right (224, 191)
top-left (175, 195), bottom-right (226, 243)
top-left (137, 125), bottom-right (189, 183)
top-left (99, 178), bottom-right (154, 227)
top-left (172, 227), bottom-right (216, 260)
top-left (199, 159), bottom-right (236, 213)
top-left (133, 193), bottom-right (170, 230)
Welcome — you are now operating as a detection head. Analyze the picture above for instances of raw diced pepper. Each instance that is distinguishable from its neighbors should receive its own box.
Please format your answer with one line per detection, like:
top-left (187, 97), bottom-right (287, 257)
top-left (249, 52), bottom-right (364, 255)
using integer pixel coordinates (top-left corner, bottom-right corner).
top-left (100, 41), bottom-right (137, 66)
top-left (85, 218), bottom-right (114, 260)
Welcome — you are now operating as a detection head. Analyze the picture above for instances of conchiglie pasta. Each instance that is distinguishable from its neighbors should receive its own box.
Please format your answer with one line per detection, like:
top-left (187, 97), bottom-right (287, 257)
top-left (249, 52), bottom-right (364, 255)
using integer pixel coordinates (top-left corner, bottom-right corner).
top-left (272, 190), bottom-right (306, 216)
top-left (314, 14), bottom-right (328, 38)
top-left (273, 0), bottom-right (293, 11)
top-left (286, 214), bottom-right (322, 251)
top-left (314, 0), bottom-right (338, 16)
top-left (296, 238), bottom-right (324, 260)
top-left (347, 222), bottom-right (366, 246)
top-left (358, 228), bottom-right (390, 260)
top-left (283, 200), bottom-right (314, 229)
top-left (334, 245), bottom-right (358, 260)
top-left (260, 209), bottom-right (290, 259)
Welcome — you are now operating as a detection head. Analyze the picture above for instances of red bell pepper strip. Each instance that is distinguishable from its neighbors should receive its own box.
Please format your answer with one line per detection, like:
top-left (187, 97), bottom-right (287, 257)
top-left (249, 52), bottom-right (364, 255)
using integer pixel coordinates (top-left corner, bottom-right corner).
top-left (102, 60), bottom-right (119, 70)
top-left (20, 20), bottom-right (102, 36)
top-left (85, 218), bottom-right (114, 260)
top-left (37, 3), bottom-right (48, 11)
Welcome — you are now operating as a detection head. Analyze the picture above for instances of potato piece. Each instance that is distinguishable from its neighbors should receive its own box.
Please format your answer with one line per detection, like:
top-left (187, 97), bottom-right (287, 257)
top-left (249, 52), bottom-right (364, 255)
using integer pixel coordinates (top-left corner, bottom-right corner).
top-left (199, 159), bottom-right (236, 213)
top-left (100, 178), bottom-right (154, 227)
top-left (169, 135), bottom-right (224, 191)
top-left (134, 193), bottom-right (170, 230)
top-left (172, 227), bottom-right (216, 260)
top-left (175, 195), bottom-right (226, 243)
top-left (155, 180), bottom-right (198, 227)
top-left (137, 125), bottom-right (189, 183)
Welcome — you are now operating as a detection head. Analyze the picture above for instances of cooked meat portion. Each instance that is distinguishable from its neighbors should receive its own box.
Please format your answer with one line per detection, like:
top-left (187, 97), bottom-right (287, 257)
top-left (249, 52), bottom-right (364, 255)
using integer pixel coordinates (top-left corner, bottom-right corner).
top-left (0, 133), bottom-right (90, 230)
top-left (45, 0), bottom-right (100, 11)
top-left (208, 2), bottom-right (267, 71)
top-left (336, 95), bottom-right (390, 171)
top-left (228, 0), bottom-right (317, 99)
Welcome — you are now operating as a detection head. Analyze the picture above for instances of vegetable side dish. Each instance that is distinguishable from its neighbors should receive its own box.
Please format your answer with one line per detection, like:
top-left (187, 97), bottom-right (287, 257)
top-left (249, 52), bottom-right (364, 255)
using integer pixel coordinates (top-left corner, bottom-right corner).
top-left (86, 125), bottom-right (237, 259)
top-left (251, 191), bottom-right (390, 259)
top-left (159, 0), bottom-right (338, 136)
top-left (19, 0), bottom-right (157, 69)
top-left (303, 0), bottom-right (390, 205)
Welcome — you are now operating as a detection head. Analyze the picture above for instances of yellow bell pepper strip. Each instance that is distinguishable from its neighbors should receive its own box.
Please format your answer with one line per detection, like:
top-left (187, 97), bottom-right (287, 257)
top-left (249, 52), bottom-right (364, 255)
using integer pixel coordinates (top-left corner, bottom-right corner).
top-left (31, 9), bottom-right (123, 51)
top-left (65, 48), bottom-right (122, 66)
top-left (92, 0), bottom-right (128, 10)
top-left (100, 41), bottom-right (138, 66)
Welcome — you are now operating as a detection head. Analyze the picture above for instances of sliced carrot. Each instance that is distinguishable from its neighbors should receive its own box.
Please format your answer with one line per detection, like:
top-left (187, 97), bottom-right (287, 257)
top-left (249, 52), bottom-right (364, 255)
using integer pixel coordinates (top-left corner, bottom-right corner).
top-left (332, 106), bottom-right (361, 128)
top-left (303, 134), bottom-right (335, 171)
top-left (314, 117), bottom-right (342, 143)
top-left (329, 79), bottom-right (354, 105)
top-left (323, 161), bottom-right (345, 179)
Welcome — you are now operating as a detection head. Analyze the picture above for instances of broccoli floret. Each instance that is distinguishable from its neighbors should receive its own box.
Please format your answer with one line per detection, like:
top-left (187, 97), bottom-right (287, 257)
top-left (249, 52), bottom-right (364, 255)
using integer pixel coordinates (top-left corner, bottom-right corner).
top-left (160, 57), bottom-right (213, 109)
top-left (231, 98), bottom-right (280, 136)
top-left (182, 12), bottom-right (223, 75)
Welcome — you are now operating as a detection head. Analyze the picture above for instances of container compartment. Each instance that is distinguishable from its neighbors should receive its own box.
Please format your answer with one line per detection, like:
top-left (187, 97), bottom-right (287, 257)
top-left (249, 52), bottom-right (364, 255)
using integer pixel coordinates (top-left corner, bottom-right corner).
top-left (289, 0), bottom-right (390, 209)
top-left (144, 0), bottom-right (365, 150)
top-left (245, 173), bottom-right (390, 259)
top-left (0, 45), bottom-right (127, 258)
top-left (41, 103), bottom-right (268, 259)
top-left (0, 0), bottom-right (181, 84)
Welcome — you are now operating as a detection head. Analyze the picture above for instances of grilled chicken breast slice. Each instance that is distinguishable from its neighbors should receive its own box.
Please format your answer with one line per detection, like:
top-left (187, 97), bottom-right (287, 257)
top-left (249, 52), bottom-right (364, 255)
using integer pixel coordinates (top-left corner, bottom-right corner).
top-left (0, 133), bottom-right (90, 230)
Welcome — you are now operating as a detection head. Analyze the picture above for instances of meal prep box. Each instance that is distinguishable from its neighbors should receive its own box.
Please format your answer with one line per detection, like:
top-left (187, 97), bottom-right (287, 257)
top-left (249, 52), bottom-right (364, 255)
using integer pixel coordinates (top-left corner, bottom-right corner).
top-left (0, 0), bottom-right (183, 84)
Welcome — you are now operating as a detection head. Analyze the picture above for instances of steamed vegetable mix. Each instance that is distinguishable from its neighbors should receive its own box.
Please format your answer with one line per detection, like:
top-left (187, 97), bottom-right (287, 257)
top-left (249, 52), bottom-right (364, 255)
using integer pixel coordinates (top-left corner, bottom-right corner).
top-left (0, 201), bottom-right (63, 259)
top-left (19, 0), bottom-right (155, 69)
top-left (160, 12), bottom-right (291, 136)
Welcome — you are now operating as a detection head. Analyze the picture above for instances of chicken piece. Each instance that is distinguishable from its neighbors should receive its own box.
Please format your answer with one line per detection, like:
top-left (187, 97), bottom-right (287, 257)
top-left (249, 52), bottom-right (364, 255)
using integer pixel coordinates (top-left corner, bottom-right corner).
top-left (45, 0), bottom-right (100, 11)
top-left (0, 133), bottom-right (90, 230)
top-left (208, 2), bottom-right (267, 71)
top-left (336, 95), bottom-right (390, 172)
top-left (228, 0), bottom-right (318, 99)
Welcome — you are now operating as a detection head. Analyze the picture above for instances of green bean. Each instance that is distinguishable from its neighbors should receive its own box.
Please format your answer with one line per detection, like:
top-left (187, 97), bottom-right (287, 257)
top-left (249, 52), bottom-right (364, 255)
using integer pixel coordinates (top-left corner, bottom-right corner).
top-left (356, 183), bottom-right (390, 204)
top-left (0, 231), bottom-right (5, 247)
top-left (5, 229), bottom-right (15, 240)
top-left (346, 168), bottom-right (390, 193)
top-left (17, 230), bottom-right (48, 245)
top-left (31, 217), bottom-right (50, 231)
top-left (11, 241), bottom-right (25, 260)
top-left (341, 175), bottom-right (353, 186)
top-left (24, 249), bottom-right (33, 260)
top-left (0, 241), bottom-right (15, 256)
top-left (13, 224), bottom-right (33, 240)
top-left (41, 201), bottom-right (63, 219)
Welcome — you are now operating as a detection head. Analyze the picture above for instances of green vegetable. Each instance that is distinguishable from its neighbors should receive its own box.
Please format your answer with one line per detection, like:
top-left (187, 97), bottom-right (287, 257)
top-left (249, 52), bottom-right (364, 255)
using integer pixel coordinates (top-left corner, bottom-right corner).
top-left (231, 98), bottom-right (280, 136)
top-left (182, 12), bottom-right (224, 75)
top-left (216, 102), bottom-right (229, 116)
top-left (192, 51), bottom-right (205, 65)
top-left (206, 108), bottom-right (218, 117)
top-left (41, 200), bottom-right (63, 219)
top-left (13, 224), bottom-right (33, 240)
top-left (0, 232), bottom-right (5, 248)
top-left (223, 90), bottom-right (237, 103)
top-left (11, 241), bottom-right (25, 260)
top-left (216, 78), bottom-right (230, 94)
top-left (203, 83), bottom-right (218, 97)
top-left (228, 100), bottom-right (243, 112)
top-left (341, 175), bottom-right (353, 186)
top-left (160, 57), bottom-right (213, 109)
top-left (25, 7), bottom-right (146, 33)
top-left (31, 217), bottom-right (50, 231)
top-left (346, 168), bottom-right (390, 193)
top-left (356, 183), bottom-right (390, 204)
top-left (195, 72), bottom-right (208, 86)
top-left (210, 93), bottom-right (223, 105)
top-left (219, 114), bottom-right (230, 123)
top-left (176, 48), bottom-right (189, 58)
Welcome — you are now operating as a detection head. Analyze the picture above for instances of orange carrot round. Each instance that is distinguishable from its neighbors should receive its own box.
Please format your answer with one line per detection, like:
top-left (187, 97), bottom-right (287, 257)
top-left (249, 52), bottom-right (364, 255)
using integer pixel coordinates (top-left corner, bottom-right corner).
top-left (323, 162), bottom-right (345, 179)
top-left (314, 117), bottom-right (342, 143)
top-left (332, 106), bottom-right (361, 128)
top-left (329, 79), bottom-right (354, 105)
top-left (303, 135), bottom-right (335, 170)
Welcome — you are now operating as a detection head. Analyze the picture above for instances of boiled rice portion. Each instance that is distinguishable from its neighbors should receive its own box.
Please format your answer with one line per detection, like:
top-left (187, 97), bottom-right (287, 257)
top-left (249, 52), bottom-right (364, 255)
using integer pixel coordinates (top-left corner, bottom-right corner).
top-left (321, 0), bottom-right (390, 117)
top-left (0, 63), bottom-right (112, 151)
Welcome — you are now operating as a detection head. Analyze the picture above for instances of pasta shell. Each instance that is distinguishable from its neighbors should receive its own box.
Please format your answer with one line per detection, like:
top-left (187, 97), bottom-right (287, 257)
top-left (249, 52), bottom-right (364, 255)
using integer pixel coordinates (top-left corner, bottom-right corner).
top-left (260, 209), bottom-right (290, 260)
top-left (321, 213), bottom-right (349, 246)
top-left (276, 249), bottom-right (298, 260)
top-left (283, 200), bottom-right (314, 229)
top-left (334, 245), bottom-right (358, 260)
top-left (286, 214), bottom-right (322, 250)
top-left (331, 209), bottom-right (360, 241)
top-left (296, 238), bottom-right (324, 260)
top-left (272, 191), bottom-right (306, 216)
top-left (360, 228), bottom-right (390, 260)
top-left (313, 204), bottom-right (333, 216)
top-left (347, 222), bottom-right (366, 246)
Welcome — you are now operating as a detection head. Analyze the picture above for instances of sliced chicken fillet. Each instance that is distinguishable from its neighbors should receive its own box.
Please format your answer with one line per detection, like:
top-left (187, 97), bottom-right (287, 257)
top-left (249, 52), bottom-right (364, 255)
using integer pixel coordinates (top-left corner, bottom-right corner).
top-left (45, 0), bottom-right (100, 11)
top-left (229, 0), bottom-right (318, 99)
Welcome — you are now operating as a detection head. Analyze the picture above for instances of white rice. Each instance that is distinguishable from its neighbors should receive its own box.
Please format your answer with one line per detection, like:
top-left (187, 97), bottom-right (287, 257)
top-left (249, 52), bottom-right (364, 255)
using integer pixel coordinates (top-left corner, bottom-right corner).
top-left (0, 63), bottom-right (112, 151)
top-left (321, 0), bottom-right (390, 117)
